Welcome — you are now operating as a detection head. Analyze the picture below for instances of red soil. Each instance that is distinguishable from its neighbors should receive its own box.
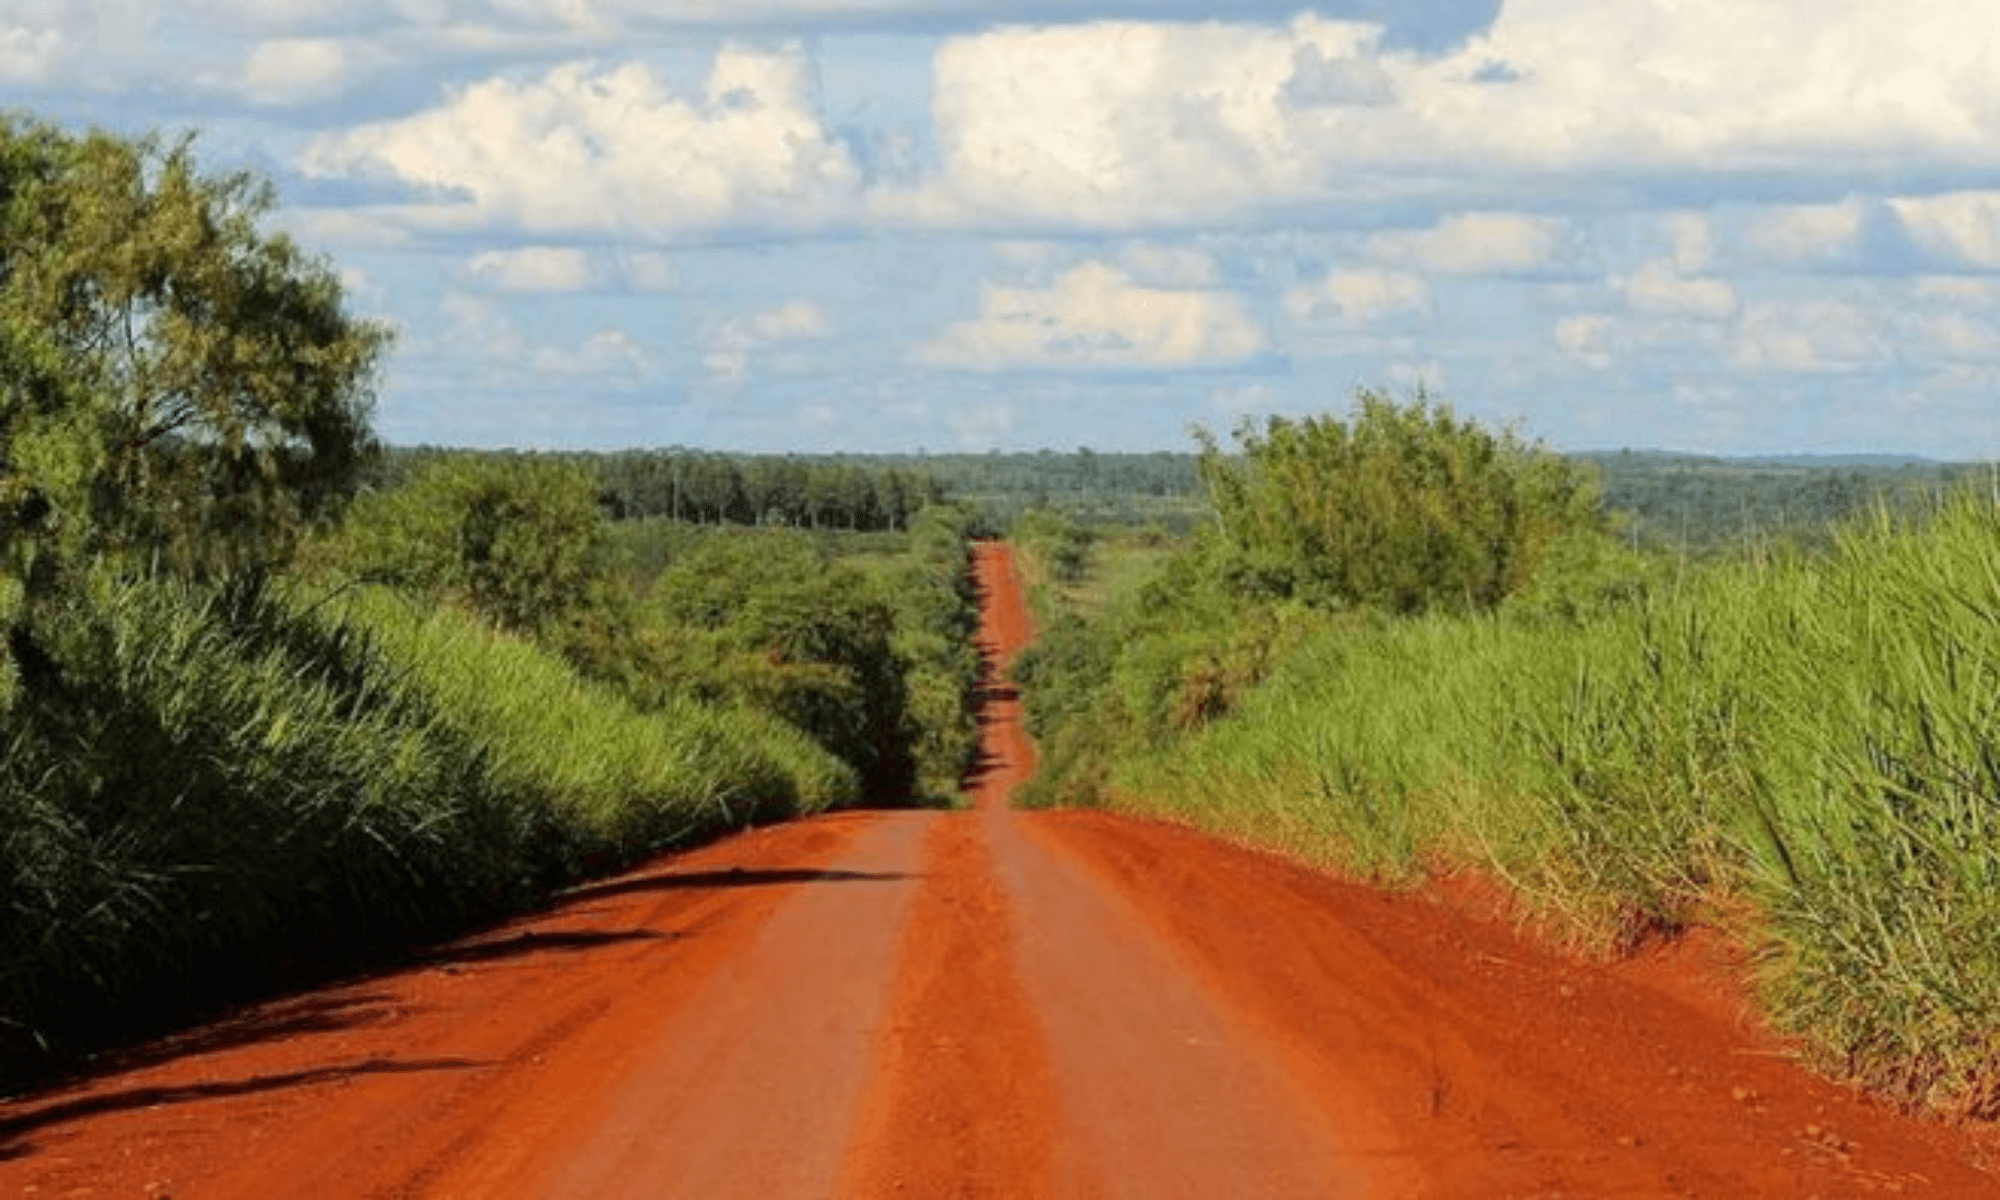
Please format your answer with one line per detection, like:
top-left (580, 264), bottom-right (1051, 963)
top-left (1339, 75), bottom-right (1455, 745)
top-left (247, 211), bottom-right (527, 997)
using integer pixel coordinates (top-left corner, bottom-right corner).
top-left (2, 542), bottom-right (1993, 1197)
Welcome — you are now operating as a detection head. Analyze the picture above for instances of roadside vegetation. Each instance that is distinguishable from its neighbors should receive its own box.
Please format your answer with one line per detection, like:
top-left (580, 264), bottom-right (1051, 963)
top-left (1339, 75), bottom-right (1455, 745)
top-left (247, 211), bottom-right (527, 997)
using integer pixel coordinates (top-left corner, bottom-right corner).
top-left (1015, 389), bottom-right (2000, 1118)
top-left (0, 116), bottom-right (978, 1081)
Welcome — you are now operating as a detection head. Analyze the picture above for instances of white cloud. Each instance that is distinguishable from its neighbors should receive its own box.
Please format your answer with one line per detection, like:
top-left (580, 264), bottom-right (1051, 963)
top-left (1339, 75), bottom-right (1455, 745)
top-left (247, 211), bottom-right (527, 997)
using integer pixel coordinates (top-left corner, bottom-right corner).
top-left (1620, 261), bottom-right (1737, 321)
top-left (467, 245), bottom-right (598, 292)
top-left (1450, 2), bottom-right (2000, 169)
top-left (1734, 301), bottom-right (1889, 373)
top-left (1286, 267), bottom-right (1429, 323)
top-left (881, 4), bottom-right (2000, 233)
top-left (917, 261), bottom-right (1269, 371)
top-left (1366, 212), bottom-right (1561, 275)
top-left (1742, 200), bottom-right (1868, 265)
top-left (429, 290), bottom-right (650, 383)
top-left (0, 24), bottom-right (60, 83)
top-left (945, 398), bottom-right (1015, 447)
top-left (1117, 242), bottom-right (1220, 287)
top-left (1892, 192), bottom-right (2000, 268)
top-left (535, 328), bottom-right (651, 378)
top-left (1555, 314), bottom-right (1615, 370)
top-left (435, 290), bottom-right (528, 366)
top-left (302, 45), bottom-right (861, 237)
top-left (240, 36), bottom-right (351, 104)
top-left (1916, 313), bottom-right (2000, 361)
top-left (704, 298), bottom-right (833, 383)
top-left (879, 15), bottom-right (1385, 229)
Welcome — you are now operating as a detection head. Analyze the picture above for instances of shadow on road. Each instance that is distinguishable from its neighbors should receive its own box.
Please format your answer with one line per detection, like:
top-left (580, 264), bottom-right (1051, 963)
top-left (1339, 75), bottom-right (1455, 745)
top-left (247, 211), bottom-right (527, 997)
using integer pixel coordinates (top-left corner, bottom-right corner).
top-left (0, 1056), bottom-right (488, 1163)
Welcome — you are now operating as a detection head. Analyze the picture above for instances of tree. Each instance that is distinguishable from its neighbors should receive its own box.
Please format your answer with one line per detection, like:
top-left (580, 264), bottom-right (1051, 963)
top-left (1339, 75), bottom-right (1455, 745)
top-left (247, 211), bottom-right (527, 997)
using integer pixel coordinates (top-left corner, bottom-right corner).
top-left (336, 455), bottom-right (607, 636)
top-left (1196, 388), bottom-right (1601, 613)
top-left (1, 116), bottom-right (390, 700)
top-left (2, 115), bottom-right (390, 698)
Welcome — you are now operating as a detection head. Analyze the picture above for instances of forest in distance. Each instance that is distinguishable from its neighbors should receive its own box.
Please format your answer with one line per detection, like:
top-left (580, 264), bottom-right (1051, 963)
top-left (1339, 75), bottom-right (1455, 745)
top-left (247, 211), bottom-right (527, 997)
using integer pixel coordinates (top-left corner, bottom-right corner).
top-left (374, 442), bottom-right (1993, 558)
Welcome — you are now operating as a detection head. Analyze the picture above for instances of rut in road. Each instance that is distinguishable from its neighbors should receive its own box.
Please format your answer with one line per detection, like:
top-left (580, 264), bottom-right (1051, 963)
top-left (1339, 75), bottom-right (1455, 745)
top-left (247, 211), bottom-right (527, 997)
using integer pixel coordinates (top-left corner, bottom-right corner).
top-left (2, 542), bottom-right (1995, 1198)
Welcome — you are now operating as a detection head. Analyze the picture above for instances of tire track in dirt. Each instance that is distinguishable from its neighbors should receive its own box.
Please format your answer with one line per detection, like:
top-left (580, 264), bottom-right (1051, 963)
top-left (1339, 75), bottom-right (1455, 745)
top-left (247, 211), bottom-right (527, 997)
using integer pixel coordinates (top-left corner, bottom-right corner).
top-left (840, 813), bottom-right (1059, 1198)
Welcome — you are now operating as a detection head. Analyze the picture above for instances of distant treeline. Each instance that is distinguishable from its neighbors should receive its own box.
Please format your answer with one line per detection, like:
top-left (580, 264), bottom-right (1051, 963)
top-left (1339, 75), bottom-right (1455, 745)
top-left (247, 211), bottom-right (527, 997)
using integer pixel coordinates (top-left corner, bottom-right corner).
top-left (375, 447), bottom-right (1210, 534)
top-left (374, 447), bottom-right (949, 532)
top-left (373, 445), bottom-right (1992, 553)
top-left (1577, 450), bottom-right (1992, 555)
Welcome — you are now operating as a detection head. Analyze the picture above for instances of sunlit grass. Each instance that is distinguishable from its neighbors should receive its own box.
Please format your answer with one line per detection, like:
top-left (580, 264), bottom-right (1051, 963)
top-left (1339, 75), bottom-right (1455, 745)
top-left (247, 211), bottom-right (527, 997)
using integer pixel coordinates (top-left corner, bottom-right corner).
top-left (1100, 491), bottom-right (2000, 1114)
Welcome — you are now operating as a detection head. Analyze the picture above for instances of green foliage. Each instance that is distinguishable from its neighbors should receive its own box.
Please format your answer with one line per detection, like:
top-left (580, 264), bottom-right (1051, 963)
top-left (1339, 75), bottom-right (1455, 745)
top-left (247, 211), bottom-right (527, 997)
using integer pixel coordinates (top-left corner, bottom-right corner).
top-left (0, 572), bottom-right (851, 1076)
top-left (643, 530), bottom-right (920, 800)
top-left (326, 463), bottom-right (983, 806)
top-left (1581, 450), bottom-right (1983, 558)
top-left (1011, 506), bottom-right (1093, 585)
top-left (1198, 389), bottom-right (1601, 613)
top-left (374, 446), bottom-right (946, 533)
top-left (333, 454), bottom-right (608, 636)
top-left (0, 116), bottom-right (389, 589)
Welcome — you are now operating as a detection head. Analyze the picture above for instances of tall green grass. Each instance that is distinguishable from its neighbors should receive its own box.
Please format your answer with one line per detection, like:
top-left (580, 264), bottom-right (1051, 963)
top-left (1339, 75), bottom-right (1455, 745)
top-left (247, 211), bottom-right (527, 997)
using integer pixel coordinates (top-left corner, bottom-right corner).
top-left (1108, 492), bottom-right (2000, 1115)
top-left (0, 572), bottom-right (853, 1078)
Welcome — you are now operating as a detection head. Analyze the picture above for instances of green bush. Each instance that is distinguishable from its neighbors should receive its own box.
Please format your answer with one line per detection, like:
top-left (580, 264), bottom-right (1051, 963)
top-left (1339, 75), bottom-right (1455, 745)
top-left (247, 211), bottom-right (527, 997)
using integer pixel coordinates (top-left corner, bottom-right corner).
top-left (331, 454), bottom-right (608, 637)
top-left (1197, 388), bottom-right (1601, 613)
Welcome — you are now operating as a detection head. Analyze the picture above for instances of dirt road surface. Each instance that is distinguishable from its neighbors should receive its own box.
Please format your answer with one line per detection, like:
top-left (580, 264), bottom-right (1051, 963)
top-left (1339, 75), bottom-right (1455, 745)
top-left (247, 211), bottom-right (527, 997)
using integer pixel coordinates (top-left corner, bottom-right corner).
top-left (3, 543), bottom-right (1994, 1197)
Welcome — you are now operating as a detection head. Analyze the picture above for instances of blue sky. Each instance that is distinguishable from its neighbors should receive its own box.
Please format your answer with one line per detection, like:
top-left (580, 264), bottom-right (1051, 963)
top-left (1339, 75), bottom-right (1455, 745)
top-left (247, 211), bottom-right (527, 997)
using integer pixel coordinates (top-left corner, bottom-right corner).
top-left (8, 1), bottom-right (2000, 456)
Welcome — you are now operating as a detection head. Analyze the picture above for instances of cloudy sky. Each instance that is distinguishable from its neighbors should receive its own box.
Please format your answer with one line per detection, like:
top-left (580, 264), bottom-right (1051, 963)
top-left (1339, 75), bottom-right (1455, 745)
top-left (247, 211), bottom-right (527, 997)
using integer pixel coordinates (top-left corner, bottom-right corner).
top-left (11, 1), bottom-right (2000, 456)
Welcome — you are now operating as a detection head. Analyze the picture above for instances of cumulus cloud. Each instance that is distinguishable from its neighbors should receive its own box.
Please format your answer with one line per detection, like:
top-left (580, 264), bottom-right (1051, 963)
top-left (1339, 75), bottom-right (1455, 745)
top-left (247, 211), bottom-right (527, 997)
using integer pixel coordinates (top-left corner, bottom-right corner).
top-left (1285, 267), bottom-right (1430, 322)
top-left (1117, 242), bottom-right (1220, 287)
top-left (302, 45), bottom-right (861, 237)
top-left (429, 289), bottom-right (653, 385)
top-left (1742, 200), bottom-right (1870, 266)
top-left (1892, 192), bottom-right (2000, 269)
top-left (879, 3), bottom-right (2000, 232)
top-left (916, 261), bottom-right (1269, 371)
top-left (1734, 301), bottom-right (1890, 373)
top-left (878, 15), bottom-right (1388, 228)
top-left (536, 328), bottom-right (651, 378)
top-left (239, 36), bottom-right (352, 104)
top-left (1620, 260), bottom-right (1737, 321)
top-left (1555, 314), bottom-right (1615, 370)
top-left (1365, 212), bottom-right (1562, 274)
top-left (703, 298), bottom-right (833, 383)
top-left (0, 24), bottom-right (60, 82)
top-left (467, 245), bottom-right (599, 292)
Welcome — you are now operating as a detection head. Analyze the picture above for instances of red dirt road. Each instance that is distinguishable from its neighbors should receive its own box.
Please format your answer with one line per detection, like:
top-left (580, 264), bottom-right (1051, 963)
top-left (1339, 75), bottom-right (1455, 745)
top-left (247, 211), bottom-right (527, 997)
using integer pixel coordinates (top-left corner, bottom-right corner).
top-left (2, 544), bottom-right (1994, 1197)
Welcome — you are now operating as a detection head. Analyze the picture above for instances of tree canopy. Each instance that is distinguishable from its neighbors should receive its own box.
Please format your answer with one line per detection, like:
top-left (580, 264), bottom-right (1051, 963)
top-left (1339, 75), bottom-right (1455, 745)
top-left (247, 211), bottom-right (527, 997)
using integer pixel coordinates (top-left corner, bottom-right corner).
top-left (1, 116), bottom-right (391, 593)
top-left (1197, 389), bottom-right (1602, 613)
